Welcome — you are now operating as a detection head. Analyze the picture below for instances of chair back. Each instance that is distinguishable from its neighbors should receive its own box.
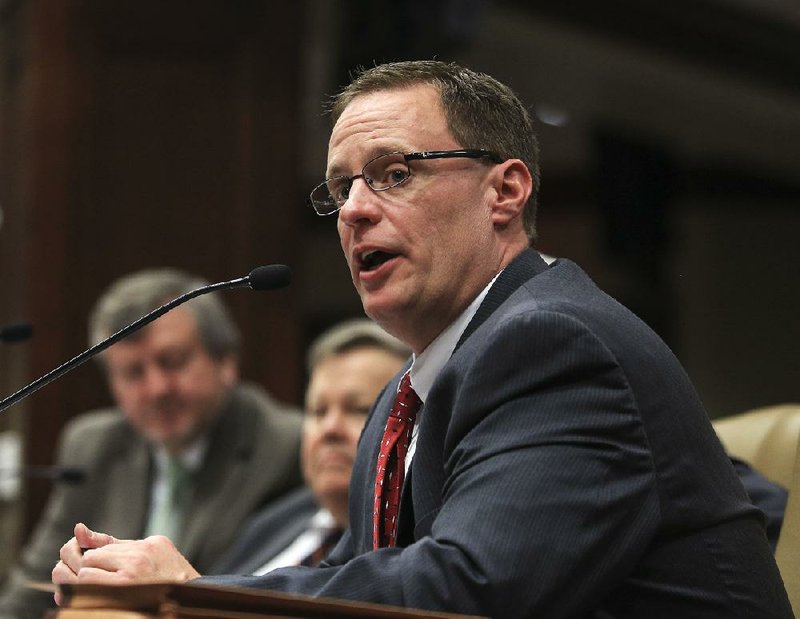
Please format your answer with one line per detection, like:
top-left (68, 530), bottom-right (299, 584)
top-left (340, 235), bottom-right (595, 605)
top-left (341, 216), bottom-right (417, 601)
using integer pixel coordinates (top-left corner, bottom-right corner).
top-left (713, 404), bottom-right (800, 488)
top-left (713, 404), bottom-right (800, 613)
top-left (776, 439), bottom-right (800, 614)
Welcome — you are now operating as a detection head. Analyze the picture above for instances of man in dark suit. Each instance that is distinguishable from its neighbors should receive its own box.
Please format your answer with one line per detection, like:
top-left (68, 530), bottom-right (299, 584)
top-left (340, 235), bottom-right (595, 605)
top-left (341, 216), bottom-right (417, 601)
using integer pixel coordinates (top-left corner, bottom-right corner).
top-left (53, 61), bottom-right (792, 618)
top-left (210, 319), bottom-right (409, 574)
top-left (0, 269), bottom-right (303, 619)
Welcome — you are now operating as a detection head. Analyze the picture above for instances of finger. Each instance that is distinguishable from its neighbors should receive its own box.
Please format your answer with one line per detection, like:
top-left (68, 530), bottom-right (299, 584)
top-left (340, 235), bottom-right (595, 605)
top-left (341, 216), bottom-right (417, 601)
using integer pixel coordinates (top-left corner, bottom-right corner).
top-left (80, 542), bottom-right (144, 572)
top-left (52, 560), bottom-right (78, 586)
top-left (52, 560), bottom-right (78, 607)
top-left (59, 537), bottom-right (85, 574)
top-left (74, 522), bottom-right (119, 550)
top-left (76, 566), bottom-right (134, 585)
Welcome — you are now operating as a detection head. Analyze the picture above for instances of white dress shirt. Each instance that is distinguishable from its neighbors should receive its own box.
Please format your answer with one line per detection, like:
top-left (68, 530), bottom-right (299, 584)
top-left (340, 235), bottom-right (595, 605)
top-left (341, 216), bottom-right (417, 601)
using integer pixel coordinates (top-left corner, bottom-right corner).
top-left (252, 509), bottom-right (336, 575)
top-left (404, 272), bottom-right (501, 473)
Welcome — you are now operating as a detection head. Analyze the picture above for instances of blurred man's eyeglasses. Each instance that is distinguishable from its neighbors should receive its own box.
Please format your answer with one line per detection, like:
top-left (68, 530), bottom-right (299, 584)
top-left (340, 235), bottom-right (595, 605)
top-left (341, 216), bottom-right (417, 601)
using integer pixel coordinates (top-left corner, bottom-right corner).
top-left (308, 149), bottom-right (504, 216)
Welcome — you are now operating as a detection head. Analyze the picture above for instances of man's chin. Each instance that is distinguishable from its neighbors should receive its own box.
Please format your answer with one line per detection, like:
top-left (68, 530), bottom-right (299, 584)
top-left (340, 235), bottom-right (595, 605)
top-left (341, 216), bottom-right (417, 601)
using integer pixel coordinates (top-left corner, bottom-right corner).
top-left (361, 295), bottom-right (407, 331)
top-left (316, 483), bottom-right (350, 504)
top-left (144, 425), bottom-right (198, 451)
top-left (315, 470), bottom-right (351, 490)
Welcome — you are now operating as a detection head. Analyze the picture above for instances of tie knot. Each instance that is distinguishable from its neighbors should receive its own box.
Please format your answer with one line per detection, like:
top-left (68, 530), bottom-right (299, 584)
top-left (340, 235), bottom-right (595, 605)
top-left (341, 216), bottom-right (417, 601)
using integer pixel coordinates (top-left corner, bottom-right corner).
top-left (166, 457), bottom-right (193, 501)
top-left (391, 373), bottom-right (422, 422)
top-left (166, 456), bottom-right (190, 480)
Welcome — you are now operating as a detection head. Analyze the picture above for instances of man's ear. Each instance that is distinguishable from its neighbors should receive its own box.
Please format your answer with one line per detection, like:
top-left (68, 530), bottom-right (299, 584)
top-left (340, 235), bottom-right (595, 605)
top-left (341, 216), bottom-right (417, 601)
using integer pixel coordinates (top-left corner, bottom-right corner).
top-left (489, 159), bottom-right (533, 228)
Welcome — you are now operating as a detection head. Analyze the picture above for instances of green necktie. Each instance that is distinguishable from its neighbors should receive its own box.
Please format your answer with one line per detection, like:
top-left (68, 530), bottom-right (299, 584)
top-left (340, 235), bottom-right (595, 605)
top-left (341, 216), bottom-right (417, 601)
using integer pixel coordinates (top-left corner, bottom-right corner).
top-left (145, 456), bottom-right (193, 543)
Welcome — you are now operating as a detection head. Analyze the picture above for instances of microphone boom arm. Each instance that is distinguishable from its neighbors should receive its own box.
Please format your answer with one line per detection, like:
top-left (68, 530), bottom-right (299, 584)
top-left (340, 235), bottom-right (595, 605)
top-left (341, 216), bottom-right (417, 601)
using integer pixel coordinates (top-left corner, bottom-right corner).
top-left (0, 269), bottom-right (282, 415)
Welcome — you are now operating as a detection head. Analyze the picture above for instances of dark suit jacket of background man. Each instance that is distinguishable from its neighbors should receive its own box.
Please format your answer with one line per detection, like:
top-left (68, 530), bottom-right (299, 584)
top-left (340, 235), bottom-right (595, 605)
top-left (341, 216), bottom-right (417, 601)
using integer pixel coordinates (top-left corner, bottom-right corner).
top-left (201, 250), bottom-right (792, 618)
top-left (0, 383), bottom-right (303, 619)
top-left (210, 486), bottom-right (318, 575)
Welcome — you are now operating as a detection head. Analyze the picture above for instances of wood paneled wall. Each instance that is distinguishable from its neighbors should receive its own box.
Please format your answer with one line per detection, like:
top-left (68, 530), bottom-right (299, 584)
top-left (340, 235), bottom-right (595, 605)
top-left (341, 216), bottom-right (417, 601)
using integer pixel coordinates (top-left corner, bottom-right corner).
top-left (0, 0), bottom-right (306, 539)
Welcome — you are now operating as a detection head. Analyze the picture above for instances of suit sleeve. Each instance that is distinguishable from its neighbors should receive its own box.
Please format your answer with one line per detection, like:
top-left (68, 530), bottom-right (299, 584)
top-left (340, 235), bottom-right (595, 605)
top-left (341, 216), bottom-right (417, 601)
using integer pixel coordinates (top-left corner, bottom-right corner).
top-left (0, 417), bottom-right (103, 619)
top-left (198, 311), bottom-right (659, 618)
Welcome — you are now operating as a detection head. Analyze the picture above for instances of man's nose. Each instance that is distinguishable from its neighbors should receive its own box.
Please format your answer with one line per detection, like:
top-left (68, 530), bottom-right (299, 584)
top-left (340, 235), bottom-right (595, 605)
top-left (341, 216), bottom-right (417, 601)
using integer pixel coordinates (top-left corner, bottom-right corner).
top-left (141, 366), bottom-right (173, 397)
top-left (319, 407), bottom-right (347, 437)
top-left (337, 179), bottom-right (382, 226)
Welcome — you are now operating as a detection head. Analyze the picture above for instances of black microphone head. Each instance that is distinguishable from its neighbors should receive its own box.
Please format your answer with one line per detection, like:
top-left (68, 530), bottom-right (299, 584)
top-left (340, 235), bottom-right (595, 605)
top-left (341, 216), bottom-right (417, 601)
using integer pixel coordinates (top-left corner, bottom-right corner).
top-left (56, 467), bottom-right (86, 484)
top-left (248, 265), bottom-right (291, 291)
top-left (0, 323), bottom-right (33, 343)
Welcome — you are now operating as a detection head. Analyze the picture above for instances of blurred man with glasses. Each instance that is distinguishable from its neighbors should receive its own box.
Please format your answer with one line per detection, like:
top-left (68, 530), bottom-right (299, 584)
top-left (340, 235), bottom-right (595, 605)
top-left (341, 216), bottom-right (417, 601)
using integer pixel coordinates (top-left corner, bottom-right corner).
top-left (53, 61), bottom-right (791, 619)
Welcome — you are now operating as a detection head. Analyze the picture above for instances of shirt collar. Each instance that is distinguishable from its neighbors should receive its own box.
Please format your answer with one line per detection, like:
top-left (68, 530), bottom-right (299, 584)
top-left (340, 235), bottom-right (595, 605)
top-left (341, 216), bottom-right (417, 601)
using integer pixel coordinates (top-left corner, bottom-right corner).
top-left (409, 271), bottom-right (501, 403)
top-left (310, 508), bottom-right (336, 531)
top-left (152, 435), bottom-right (209, 474)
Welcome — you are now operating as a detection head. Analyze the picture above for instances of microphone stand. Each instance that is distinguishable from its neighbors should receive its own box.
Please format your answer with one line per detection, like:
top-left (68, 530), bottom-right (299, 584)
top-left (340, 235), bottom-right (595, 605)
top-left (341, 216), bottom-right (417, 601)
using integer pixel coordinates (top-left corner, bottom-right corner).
top-left (0, 465), bottom-right (86, 484)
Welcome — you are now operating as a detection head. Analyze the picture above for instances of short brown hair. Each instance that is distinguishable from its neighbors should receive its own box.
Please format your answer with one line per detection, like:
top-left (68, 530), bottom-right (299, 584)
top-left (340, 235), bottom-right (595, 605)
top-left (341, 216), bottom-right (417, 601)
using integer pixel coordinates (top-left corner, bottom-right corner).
top-left (307, 319), bottom-right (410, 372)
top-left (330, 60), bottom-right (540, 243)
top-left (89, 268), bottom-right (240, 363)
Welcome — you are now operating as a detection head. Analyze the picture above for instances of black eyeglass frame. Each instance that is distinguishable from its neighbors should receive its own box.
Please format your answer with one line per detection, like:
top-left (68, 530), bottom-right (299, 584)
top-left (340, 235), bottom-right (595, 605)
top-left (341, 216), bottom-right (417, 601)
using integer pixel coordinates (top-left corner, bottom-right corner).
top-left (308, 148), bottom-right (505, 216)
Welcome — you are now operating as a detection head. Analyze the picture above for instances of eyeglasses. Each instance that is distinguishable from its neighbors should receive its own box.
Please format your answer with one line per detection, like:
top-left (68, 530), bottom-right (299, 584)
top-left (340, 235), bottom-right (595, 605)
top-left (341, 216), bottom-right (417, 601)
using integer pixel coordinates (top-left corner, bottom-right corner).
top-left (308, 149), bottom-right (504, 216)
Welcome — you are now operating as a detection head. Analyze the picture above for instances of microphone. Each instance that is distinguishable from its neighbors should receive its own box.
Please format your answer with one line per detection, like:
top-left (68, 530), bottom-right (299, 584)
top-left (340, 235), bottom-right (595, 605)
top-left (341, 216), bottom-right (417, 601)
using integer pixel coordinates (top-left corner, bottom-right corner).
top-left (0, 265), bottom-right (291, 414)
top-left (0, 465), bottom-right (86, 485)
top-left (0, 323), bottom-right (33, 344)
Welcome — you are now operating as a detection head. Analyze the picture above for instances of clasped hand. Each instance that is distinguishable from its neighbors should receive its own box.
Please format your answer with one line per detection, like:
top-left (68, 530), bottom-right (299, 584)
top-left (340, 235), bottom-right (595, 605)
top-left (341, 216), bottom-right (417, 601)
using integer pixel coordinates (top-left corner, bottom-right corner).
top-left (51, 522), bottom-right (201, 606)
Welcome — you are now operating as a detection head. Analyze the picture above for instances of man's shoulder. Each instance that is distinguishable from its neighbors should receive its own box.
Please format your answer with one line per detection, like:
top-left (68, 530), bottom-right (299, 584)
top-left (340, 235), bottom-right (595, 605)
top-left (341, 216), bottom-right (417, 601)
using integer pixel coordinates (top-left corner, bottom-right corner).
top-left (471, 251), bottom-right (599, 327)
top-left (212, 384), bottom-right (303, 464)
top-left (56, 407), bottom-right (140, 464)
top-left (252, 486), bottom-right (318, 522)
top-left (467, 254), bottom-right (597, 333)
top-left (230, 383), bottom-right (303, 430)
top-left (500, 255), bottom-right (638, 327)
top-left (61, 407), bottom-right (132, 441)
top-left (519, 255), bottom-right (599, 301)
top-left (460, 253), bottom-right (666, 367)
top-left (240, 486), bottom-right (319, 540)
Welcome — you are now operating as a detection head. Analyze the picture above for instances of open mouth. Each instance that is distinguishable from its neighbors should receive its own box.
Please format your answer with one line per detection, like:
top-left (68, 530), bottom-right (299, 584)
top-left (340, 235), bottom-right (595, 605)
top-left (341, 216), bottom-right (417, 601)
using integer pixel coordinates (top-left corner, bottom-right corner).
top-left (361, 250), bottom-right (398, 272)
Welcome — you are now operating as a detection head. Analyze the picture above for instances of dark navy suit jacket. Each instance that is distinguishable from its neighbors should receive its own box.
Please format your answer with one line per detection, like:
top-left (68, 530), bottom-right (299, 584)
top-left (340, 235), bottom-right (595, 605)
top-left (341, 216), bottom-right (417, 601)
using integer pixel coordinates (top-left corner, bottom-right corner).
top-left (200, 250), bottom-right (792, 618)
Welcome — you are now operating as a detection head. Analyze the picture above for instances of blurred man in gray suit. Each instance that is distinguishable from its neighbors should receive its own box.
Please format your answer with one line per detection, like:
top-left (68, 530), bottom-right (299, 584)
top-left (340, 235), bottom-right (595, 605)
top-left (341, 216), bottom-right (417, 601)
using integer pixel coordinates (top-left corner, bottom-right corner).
top-left (211, 319), bottom-right (409, 575)
top-left (0, 268), bottom-right (303, 619)
top-left (54, 62), bottom-right (791, 618)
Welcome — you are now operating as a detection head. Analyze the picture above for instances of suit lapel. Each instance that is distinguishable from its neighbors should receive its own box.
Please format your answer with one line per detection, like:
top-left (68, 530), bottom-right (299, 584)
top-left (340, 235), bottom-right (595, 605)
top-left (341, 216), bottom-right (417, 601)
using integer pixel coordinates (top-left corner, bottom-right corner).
top-left (178, 391), bottom-right (254, 562)
top-left (398, 249), bottom-right (551, 544)
top-left (455, 249), bottom-right (550, 352)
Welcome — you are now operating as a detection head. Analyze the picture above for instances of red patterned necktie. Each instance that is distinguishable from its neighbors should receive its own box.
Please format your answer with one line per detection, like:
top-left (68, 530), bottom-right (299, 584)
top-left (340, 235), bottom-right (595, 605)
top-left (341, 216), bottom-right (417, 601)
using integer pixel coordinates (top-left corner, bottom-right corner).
top-left (373, 372), bottom-right (422, 549)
